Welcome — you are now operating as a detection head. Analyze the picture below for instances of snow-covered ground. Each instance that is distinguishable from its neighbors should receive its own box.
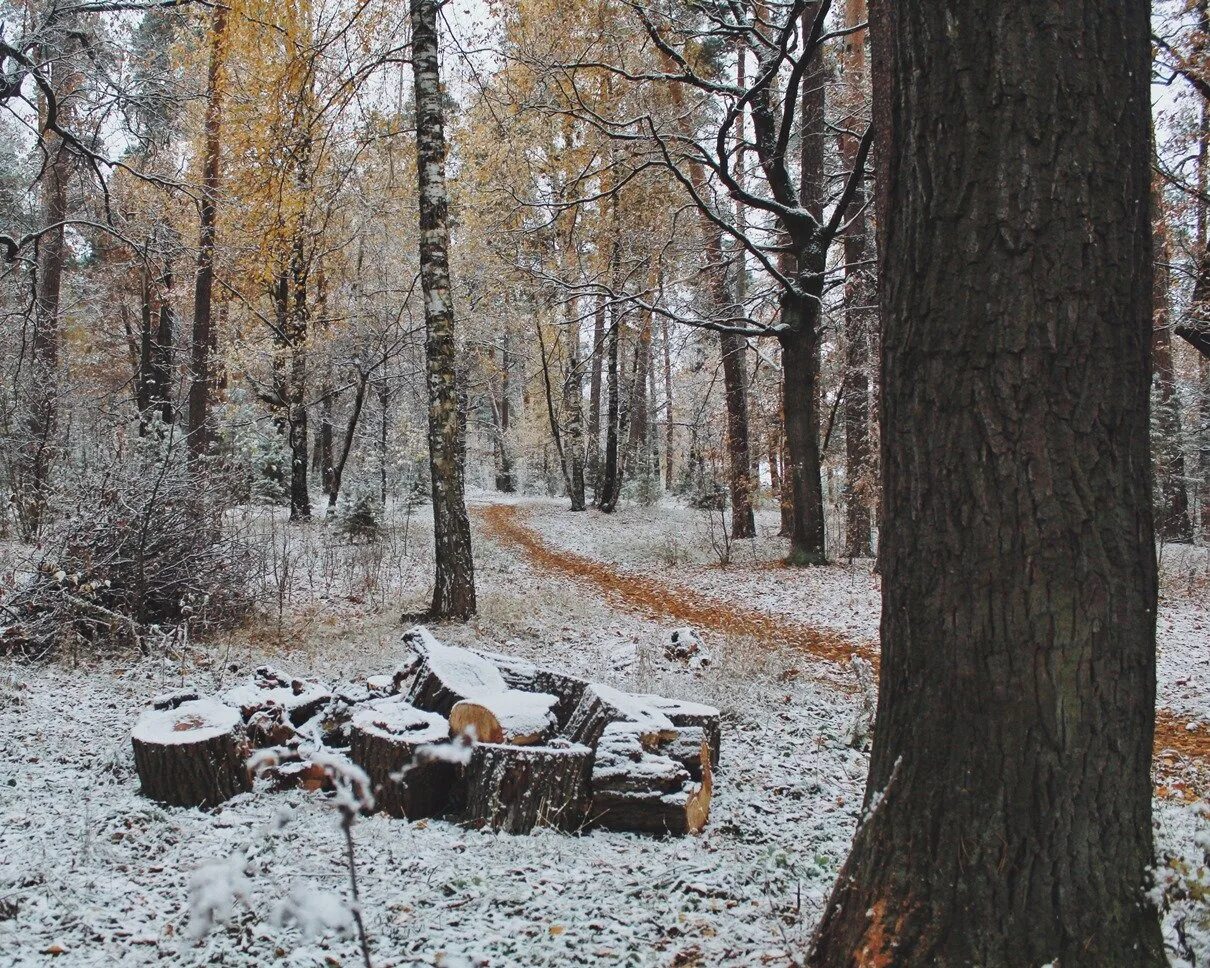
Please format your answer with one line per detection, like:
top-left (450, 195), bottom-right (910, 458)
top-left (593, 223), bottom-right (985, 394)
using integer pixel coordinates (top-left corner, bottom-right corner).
top-left (0, 494), bottom-right (1207, 966)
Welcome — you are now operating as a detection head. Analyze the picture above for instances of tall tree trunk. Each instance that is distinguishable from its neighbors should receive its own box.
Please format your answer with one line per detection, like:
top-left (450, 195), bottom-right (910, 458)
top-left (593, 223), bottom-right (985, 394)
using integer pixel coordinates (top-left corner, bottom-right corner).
top-left (20, 58), bottom-right (73, 536)
top-left (778, 299), bottom-right (826, 564)
top-left (810, 2), bottom-right (1165, 963)
top-left (588, 293), bottom-right (606, 495)
top-left (838, 0), bottom-right (875, 558)
top-left (411, 0), bottom-right (475, 618)
top-left (720, 332), bottom-right (755, 538)
top-left (494, 331), bottom-right (515, 492)
top-left (777, 6), bottom-right (829, 564)
top-left (187, 3), bottom-right (227, 463)
top-left (625, 280), bottom-right (654, 495)
top-left (563, 298), bottom-right (587, 511)
top-left (662, 314), bottom-right (675, 490)
top-left (287, 230), bottom-right (311, 522)
top-left (1153, 204), bottom-right (1192, 541)
top-left (598, 302), bottom-right (623, 513)
top-left (150, 255), bottom-right (175, 426)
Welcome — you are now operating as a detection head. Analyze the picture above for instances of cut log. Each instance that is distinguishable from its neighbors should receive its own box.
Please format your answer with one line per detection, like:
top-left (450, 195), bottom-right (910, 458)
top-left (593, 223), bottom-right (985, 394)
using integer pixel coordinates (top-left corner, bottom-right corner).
top-left (462, 740), bottom-right (593, 834)
top-left (590, 725), bottom-right (712, 836)
top-left (658, 726), bottom-right (710, 781)
top-left (131, 699), bottom-right (249, 808)
top-left (469, 648), bottom-right (589, 728)
top-left (151, 688), bottom-right (200, 711)
top-left (246, 704), bottom-right (299, 748)
top-left (449, 690), bottom-right (558, 745)
top-left (565, 683), bottom-right (677, 750)
top-left (221, 665), bottom-right (331, 726)
top-left (638, 694), bottom-right (721, 768)
top-left (348, 697), bottom-right (457, 819)
top-left (404, 627), bottom-right (508, 716)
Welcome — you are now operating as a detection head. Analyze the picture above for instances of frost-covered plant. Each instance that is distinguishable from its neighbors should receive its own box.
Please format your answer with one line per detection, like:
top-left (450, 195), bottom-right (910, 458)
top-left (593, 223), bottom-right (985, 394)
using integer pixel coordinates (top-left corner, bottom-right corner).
top-left (0, 435), bottom-right (255, 656)
top-left (336, 484), bottom-right (384, 543)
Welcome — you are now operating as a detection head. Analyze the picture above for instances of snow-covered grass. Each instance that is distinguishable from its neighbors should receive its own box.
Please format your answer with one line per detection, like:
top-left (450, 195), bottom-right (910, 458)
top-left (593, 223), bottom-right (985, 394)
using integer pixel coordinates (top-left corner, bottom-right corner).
top-left (0, 492), bottom-right (1207, 965)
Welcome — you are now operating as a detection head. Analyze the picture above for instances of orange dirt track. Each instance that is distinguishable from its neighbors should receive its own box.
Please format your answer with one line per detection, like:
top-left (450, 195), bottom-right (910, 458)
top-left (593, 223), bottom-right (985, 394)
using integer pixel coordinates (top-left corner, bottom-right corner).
top-left (478, 503), bottom-right (1209, 795)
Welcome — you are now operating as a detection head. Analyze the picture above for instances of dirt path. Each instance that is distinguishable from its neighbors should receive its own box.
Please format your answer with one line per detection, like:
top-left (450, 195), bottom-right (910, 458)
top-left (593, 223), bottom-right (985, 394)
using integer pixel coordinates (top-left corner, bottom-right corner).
top-left (479, 503), bottom-right (1209, 794)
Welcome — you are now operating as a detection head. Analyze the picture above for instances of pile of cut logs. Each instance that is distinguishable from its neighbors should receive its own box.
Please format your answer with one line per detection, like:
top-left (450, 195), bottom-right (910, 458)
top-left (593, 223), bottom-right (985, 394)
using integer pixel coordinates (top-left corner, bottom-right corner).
top-left (130, 627), bottom-right (720, 836)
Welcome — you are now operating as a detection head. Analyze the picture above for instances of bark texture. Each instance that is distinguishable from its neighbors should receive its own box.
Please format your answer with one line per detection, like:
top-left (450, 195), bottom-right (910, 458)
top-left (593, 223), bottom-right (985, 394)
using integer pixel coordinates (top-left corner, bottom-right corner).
top-left (810, 2), bottom-right (1165, 964)
top-left (411, 0), bottom-right (476, 618)
top-left (187, 3), bottom-right (227, 463)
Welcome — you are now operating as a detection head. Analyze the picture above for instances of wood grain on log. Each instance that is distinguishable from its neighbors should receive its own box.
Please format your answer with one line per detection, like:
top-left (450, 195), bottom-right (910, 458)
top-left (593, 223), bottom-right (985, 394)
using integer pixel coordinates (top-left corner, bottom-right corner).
top-left (590, 725), bottom-right (712, 835)
top-left (565, 683), bottom-right (677, 750)
top-left (348, 697), bottom-right (456, 819)
top-left (131, 699), bottom-right (249, 808)
top-left (463, 741), bottom-right (593, 834)
top-left (449, 690), bottom-right (558, 745)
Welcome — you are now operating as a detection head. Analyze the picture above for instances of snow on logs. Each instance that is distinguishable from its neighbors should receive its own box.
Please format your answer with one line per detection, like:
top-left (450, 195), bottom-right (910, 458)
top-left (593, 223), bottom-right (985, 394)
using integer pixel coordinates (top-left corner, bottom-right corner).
top-left (463, 740), bottom-right (593, 833)
top-left (129, 627), bottom-right (720, 836)
top-left (590, 724), bottom-right (713, 836)
top-left (348, 697), bottom-right (456, 819)
top-left (131, 698), bottom-right (249, 808)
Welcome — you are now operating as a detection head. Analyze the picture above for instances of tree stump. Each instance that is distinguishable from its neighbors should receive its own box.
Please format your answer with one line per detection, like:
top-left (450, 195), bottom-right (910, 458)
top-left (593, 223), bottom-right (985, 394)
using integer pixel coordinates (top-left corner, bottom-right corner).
top-left (404, 628), bottom-right (509, 716)
top-left (449, 690), bottom-right (558, 745)
top-left (590, 725), bottom-right (712, 835)
top-left (348, 697), bottom-right (456, 819)
top-left (221, 665), bottom-right (331, 726)
top-left (131, 699), bottom-right (249, 808)
top-left (640, 695), bottom-right (722, 768)
top-left (565, 682), bottom-right (677, 750)
top-left (463, 741), bottom-right (593, 834)
top-left (469, 649), bottom-right (589, 728)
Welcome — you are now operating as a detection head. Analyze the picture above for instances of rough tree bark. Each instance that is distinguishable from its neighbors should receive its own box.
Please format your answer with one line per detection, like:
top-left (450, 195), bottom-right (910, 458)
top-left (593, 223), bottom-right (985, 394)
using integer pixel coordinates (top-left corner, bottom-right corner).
top-left (838, 0), bottom-right (874, 558)
top-left (563, 298), bottom-right (588, 511)
top-left (1153, 205), bottom-right (1192, 542)
top-left (588, 293), bottom-right (606, 494)
top-left (410, 0), bottom-right (475, 618)
top-left (810, 2), bottom-right (1166, 964)
top-left (187, 3), bottom-right (227, 463)
top-left (20, 52), bottom-right (73, 537)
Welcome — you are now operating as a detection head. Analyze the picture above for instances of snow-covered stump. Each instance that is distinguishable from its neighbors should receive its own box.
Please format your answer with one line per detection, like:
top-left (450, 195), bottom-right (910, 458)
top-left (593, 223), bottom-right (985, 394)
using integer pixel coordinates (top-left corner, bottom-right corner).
top-left (131, 699), bottom-right (249, 808)
top-left (470, 648), bottom-right (589, 729)
top-left (404, 628), bottom-right (511, 716)
top-left (449, 690), bottom-right (558, 745)
top-left (590, 725), bottom-right (713, 836)
top-left (221, 666), bottom-right (331, 726)
top-left (462, 741), bottom-right (593, 834)
top-left (348, 697), bottom-right (455, 819)
top-left (565, 682), bottom-right (678, 750)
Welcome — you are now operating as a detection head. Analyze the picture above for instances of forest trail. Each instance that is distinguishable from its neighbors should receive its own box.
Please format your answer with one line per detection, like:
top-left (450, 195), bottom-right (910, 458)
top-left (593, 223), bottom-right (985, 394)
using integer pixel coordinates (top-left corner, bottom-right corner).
top-left (478, 503), bottom-right (1210, 794)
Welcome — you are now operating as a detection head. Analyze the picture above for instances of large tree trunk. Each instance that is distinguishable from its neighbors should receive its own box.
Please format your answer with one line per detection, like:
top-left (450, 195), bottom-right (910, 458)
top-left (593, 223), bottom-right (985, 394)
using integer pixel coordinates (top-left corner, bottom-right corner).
top-left (1152, 207), bottom-right (1192, 542)
top-left (778, 297), bottom-right (826, 565)
top-left (287, 230), bottom-right (311, 522)
top-left (187, 3), bottom-right (227, 464)
top-left (494, 331), bottom-right (515, 492)
top-left (662, 314), bottom-right (675, 490)
top-left (411, 0), bottom-right (475, 619)
top-left (838, 0), bottom-right (875, 558)
top-left (810, 2), bottom-right (1165, 964)
top-left (587, 294), bottom-right (606, 495)
top-left (598, 307), bottom-right (623, 513)
top-left (720, 332), bottom-right (755, 538)
top-left (20, 58), bottom-right (73, 537)
top-left (563, 299), bottom-right (587, 510)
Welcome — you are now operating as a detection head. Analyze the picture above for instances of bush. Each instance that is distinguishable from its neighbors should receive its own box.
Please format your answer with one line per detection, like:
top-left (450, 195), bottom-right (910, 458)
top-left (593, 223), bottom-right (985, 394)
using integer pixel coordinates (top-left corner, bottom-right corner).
top-left (336, 486), bottom-right (384, 543)
top-left (0, 443), bottom-right (255, 656)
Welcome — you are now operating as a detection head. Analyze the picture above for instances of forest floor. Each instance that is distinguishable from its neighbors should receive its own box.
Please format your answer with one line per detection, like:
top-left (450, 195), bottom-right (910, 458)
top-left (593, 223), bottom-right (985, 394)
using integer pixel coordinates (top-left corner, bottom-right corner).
top-left (1, 494), bottom-right (1208, 966)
